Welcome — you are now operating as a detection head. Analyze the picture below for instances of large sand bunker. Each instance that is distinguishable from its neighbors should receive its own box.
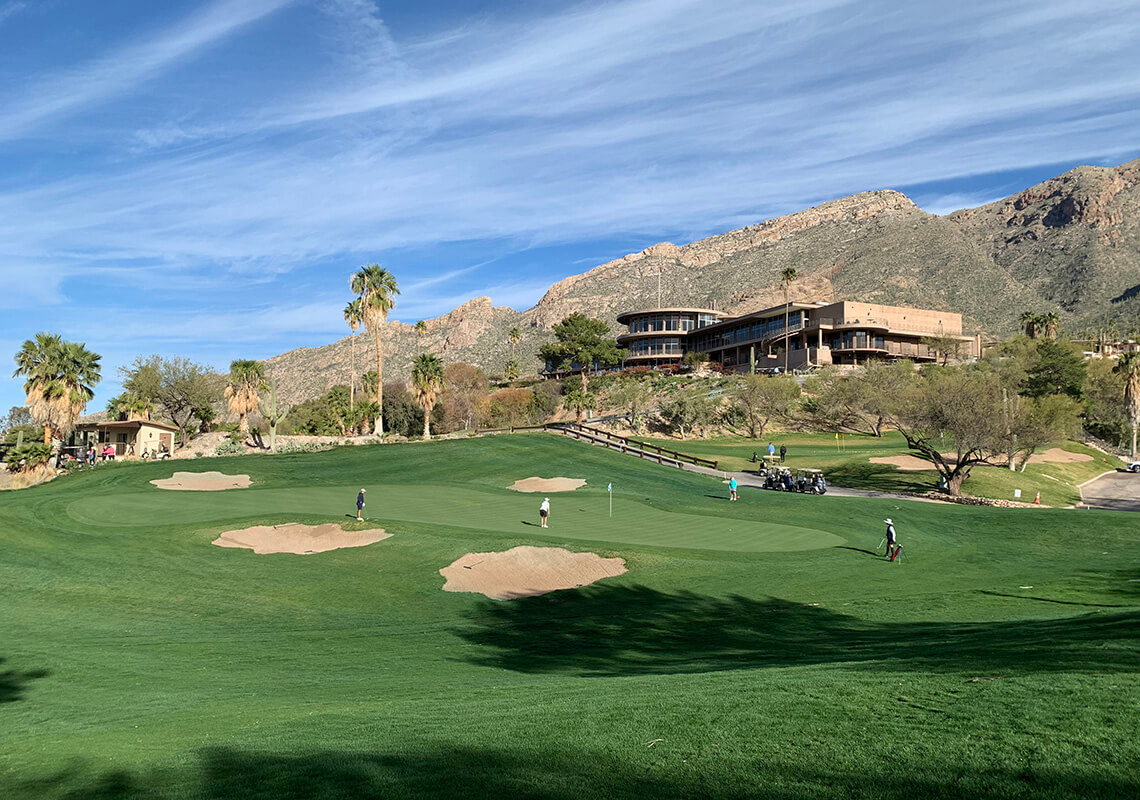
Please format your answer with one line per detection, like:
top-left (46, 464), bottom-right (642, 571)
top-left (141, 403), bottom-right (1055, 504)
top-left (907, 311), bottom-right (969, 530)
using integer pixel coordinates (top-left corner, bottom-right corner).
top-left (212, 523), bottom-right (390, 555)
top-left (870, 455), bottom-right (938, 471)
top-left (152, 471), bottom-right (251, 491)
top-left (508, 476), bottom-right (587, 493)
top-left (440, 546), bottom-right (626, 600)
top-left (1028, 448), bottom-right (1093, 464)
top-left (871, 447), bottom-right (1093, 472)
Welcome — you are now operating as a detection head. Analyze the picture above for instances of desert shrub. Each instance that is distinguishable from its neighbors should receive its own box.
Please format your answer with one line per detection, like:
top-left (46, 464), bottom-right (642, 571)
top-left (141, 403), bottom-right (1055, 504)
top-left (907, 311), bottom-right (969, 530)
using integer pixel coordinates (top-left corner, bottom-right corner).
top-left (5, 443), bottom-right (53, 472)
top-left (214, 441), bottom-right (245, 456)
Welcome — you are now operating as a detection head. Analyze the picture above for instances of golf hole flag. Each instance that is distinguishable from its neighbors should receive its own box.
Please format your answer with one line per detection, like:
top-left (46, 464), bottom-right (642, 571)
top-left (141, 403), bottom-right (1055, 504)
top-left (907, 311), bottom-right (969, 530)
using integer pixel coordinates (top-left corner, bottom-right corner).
top-left (608, 482), bottom-right (613, 517)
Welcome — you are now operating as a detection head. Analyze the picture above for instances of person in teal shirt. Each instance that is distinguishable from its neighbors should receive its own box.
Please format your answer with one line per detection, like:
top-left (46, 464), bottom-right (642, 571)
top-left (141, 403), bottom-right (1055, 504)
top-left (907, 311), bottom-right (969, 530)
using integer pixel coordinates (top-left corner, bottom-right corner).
top-left (728, 477), bottom-right (738, 502)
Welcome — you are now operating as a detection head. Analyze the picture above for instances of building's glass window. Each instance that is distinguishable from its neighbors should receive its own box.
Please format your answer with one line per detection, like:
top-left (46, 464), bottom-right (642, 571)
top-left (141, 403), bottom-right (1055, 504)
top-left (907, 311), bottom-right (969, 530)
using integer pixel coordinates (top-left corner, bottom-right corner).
top-left (874, 335), bottom-right (885, 349)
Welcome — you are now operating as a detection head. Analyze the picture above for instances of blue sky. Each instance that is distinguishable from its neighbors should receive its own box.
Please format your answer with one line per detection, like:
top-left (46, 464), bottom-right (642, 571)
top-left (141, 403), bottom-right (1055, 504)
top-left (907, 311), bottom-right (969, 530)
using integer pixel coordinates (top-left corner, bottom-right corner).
top-left (1, 0), bottom-right (1138, 414)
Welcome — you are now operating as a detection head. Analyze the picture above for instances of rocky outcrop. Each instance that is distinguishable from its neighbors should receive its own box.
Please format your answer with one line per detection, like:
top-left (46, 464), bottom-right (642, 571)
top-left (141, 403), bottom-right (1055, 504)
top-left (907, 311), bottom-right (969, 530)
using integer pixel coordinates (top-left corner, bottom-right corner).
top-left (265, 159), bottom-right (1140, 405)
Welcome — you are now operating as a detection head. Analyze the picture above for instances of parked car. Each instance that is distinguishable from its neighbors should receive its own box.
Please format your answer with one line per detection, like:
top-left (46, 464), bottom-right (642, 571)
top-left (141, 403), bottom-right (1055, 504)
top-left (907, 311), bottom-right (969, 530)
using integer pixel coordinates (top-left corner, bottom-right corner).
top-left (1128, 461), bottom-right (1140, 473)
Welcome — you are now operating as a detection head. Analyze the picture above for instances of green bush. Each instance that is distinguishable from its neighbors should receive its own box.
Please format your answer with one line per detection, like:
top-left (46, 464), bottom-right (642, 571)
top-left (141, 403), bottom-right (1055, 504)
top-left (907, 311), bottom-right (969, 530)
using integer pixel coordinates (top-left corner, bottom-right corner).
top-left (5, 442), bottom-right (53, 472)
top-left (214, 441), bottom-right (245, 456)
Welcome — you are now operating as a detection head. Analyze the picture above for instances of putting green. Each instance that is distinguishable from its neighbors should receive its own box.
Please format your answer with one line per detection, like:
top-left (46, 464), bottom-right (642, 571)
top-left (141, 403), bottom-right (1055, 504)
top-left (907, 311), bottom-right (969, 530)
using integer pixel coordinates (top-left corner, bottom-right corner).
top-left (68, 483), bottom-right (843, 553)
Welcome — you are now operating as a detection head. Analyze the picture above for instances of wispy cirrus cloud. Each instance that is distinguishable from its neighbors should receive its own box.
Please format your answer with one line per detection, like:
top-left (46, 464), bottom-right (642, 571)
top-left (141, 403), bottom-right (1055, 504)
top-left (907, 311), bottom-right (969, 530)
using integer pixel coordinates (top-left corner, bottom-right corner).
top-left (0, 0), bottom-right (1138, 411)
top-left (0, 0), bottom-right (295, 141)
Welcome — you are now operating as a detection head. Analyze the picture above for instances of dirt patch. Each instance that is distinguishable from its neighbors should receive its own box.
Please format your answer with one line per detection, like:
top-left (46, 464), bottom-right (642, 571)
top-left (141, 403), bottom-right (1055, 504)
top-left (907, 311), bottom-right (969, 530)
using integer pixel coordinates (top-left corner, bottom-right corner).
top-left (440, 546), bottom-right (626, 600)
top-left (508, 476), bottom-right (587, 493)
top-left (870, 455), bottom-right (937, 471)
top-left (151, 471), bottom-right (252, 491)
top-left (1027, 448), bottom-right (1093, 464)
top-left (212, 523), bottom-right (390, 555)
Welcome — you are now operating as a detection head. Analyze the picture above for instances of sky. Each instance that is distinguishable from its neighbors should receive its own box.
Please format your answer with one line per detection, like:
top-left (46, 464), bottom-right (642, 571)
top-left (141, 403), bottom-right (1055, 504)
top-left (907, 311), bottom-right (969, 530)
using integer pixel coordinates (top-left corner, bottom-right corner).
top-left (1, 0), bottom-right (1138, 413)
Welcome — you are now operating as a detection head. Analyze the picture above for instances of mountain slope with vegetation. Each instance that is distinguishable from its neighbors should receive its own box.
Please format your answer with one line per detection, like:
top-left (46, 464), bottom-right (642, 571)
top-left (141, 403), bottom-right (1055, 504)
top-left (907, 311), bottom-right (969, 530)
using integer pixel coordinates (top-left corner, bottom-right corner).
top-left (267, 159), bottom-right (1140, 404)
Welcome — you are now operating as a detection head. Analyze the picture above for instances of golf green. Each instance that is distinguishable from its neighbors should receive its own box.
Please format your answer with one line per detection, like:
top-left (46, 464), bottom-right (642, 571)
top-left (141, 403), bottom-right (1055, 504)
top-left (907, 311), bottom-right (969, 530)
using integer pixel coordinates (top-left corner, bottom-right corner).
top-left (68, 483), bottom-right (844, 552)
top-left (3, 434), bottom-right (1138, 800)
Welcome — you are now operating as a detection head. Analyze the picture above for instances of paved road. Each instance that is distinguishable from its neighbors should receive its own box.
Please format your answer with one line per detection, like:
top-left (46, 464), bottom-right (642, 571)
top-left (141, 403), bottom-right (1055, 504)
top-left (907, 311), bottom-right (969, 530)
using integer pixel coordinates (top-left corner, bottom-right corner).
top-left (1080, 471), bottom-right (1140, 512)
top-left (682, 463), bottom-right (940, 503)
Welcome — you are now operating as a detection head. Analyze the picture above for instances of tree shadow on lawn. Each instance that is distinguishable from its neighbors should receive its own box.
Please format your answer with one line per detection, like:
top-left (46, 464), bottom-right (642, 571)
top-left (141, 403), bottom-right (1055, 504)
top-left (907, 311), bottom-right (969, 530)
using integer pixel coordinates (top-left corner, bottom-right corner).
top-left (824, 462), bottom-right (933, 494)
top-left (12, 745), bottom-right (1140, 800)
top-left (0, 657), bottom-right (49, 704)
top-left (452, 585), bottom-right (1140, 678)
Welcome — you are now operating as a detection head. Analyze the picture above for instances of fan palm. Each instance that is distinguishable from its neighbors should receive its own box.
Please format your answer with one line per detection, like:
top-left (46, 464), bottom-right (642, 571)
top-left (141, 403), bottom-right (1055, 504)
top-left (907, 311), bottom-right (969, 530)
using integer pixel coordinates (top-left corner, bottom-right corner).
top-left (780, 267), bottom-right (797, 373)
top-left (344, 299), bottom-right (363, 410)
top-left (108, 393), bottom-right (153, 421)
top-left (411, 353), bottom-right (445, 440)
top-left (1018, 311), bottom-right (1040, 339)
top-left (1114, 352), bottom-right (1140, 459)
top-left (13, 333), bottom-right (102, 445)
top-left (224, 360), bottom-right (268, 437)
top-left (350, 265), bottom-right (400, 436)
top-left (1041, 311), bottom-right (1061, 340)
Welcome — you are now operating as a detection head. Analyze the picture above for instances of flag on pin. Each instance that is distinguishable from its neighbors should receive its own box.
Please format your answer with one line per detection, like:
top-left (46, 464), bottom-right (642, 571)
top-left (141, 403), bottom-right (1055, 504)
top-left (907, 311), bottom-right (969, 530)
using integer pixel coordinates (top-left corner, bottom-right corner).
top-left (607, 482), bottom-right (612, 492)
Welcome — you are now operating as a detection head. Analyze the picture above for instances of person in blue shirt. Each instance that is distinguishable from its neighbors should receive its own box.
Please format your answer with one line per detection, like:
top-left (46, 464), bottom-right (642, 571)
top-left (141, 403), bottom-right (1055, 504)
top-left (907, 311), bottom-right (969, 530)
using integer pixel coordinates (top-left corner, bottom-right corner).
top-left (728, 477), bottom-right (738, 502)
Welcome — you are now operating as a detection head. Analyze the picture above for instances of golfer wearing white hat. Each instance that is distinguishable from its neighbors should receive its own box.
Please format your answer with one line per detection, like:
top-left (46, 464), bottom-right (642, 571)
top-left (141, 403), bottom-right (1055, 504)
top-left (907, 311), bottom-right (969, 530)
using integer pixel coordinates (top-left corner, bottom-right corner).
top-left (539, 497), bottom-right (551, 528)
top-left (356, 488), bottom-right (367, 521)
top-left (883, 518), bottom-right (897, 558)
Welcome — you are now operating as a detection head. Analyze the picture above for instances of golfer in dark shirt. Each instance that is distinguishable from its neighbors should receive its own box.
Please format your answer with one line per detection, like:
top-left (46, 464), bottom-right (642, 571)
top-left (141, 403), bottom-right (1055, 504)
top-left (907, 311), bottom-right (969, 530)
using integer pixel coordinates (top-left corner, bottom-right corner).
top-left (779, 444), bottom-right (787, 462)
top-left (356, 489), bottom-right (367, 521)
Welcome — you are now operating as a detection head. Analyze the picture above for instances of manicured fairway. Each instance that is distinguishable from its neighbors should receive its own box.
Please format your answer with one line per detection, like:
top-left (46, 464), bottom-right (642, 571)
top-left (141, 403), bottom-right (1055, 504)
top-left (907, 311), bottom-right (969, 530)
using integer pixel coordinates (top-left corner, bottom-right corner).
top-left (69, 483), bottom-right (843, 552)
top-left (1, 434), bottom-right (1138, 799)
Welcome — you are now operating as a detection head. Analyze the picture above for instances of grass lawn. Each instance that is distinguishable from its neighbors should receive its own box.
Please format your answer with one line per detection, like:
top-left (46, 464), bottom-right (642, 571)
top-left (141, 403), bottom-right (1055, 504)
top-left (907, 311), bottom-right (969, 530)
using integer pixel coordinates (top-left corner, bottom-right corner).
top-left (1, 433), bottom-right (1138, 799)
top-left (638, 431), bottom-right (1123, 506)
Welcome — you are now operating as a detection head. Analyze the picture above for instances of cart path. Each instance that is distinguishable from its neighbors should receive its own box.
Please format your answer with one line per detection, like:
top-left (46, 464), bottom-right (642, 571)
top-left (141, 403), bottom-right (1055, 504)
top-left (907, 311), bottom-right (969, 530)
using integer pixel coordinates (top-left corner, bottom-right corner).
top-left (1079, 471), bottom-right (1140, 512)
top-left (681, 463), bottom-right (945, 503)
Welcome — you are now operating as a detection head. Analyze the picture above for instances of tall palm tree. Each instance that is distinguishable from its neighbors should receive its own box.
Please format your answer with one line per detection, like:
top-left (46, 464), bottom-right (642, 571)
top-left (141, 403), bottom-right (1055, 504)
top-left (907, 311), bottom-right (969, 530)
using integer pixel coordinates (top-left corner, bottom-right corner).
top-left (508, 326), bottom-right (521, 356)
top-left (414, 320), bottom-right (427, 339)
top-left (1115, 352), bottom-right (1140, 459)
top-left (411, 353), bottom-right (445, 440)
top-left (780, 267), bottom-right (797, 373)
top-left (344, 299), bottom-right (363, 410)
top-left (1018, 310), bottom-right (1040, 339)
top-left (224, 359), bottom-right (268, 437)
top-left (1041, 311), bottom-right (1060, 340)
top-left (13, 333), bottom-right (102, 445)
top-left (350, 265), bottom-right (400, 436)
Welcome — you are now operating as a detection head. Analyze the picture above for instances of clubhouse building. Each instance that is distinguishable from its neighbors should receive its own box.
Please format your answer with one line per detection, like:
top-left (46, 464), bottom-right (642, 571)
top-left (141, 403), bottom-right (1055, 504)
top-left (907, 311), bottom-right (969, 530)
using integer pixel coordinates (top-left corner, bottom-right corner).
top-left (615, 300), bottom-right (980, 371)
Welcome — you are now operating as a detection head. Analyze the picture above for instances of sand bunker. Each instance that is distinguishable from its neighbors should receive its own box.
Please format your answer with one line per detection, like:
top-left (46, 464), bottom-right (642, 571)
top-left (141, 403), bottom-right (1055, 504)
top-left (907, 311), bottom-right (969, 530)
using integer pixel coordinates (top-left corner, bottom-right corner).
top-left (870, 455), bottom-right (938, 471)
top-left (440, 545), bottom-right (626, 600)
top-left (1027, 448), bottom-right (1092, 464)
top-left (872, 447), bottom-right (1092, 472)
top-left (152, 471), bottom-right (251, 491)
top-left (212, 523), bottom-right (390, 555)
top-left (508, 476), bottom-right (587, 493)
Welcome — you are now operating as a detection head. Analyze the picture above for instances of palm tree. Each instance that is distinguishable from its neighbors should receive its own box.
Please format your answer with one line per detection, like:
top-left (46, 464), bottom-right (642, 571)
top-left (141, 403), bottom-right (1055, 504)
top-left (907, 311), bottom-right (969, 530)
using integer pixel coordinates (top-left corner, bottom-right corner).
top-left (108, 393), bottom-right (153, 421)
top-left (1041, 311), bottom-right (1060, 340)
top-left (224, 359), bottom-right (267, 437)
top-left (13, 333), bottom-right (101, 445)
top-left (411, 353), bottom-right (445, 440)
top-left (780, 267), bottom-right (797, 373)
top-left (344, 299), bottom-right (363, 410)
top-left (508, 326), bottom-right (521, 355)
top-left (350, 265), bottom-right (400, 436)
top-left (1019, 311), bottom-right (1040, 339)
top-left (1115, 352), bottom-right (1140, 459)
top-left (414, 320), bottom-right (427, 338)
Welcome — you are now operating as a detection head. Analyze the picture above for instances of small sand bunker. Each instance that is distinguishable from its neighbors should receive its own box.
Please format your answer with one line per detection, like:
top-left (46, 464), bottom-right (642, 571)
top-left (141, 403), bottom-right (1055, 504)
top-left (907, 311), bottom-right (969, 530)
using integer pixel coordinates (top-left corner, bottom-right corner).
top-left (1027, 448), bottom-right (1092, 464)
top-left (440, 545), bottom-right (626, 600)
top-left (212, 523), bottom-right (390, 555)
top-left (508, 476), bottom-right (587, 493)
top-left (870, 455), bottom-right (937, 471)
top-left (152, 471), bottom-right (251, 491)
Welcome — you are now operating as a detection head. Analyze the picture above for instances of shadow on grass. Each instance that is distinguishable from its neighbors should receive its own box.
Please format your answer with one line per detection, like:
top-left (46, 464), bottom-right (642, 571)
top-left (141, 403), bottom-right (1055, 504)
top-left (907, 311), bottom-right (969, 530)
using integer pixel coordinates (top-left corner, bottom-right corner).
top-left (452, 585), bottom-right (1140, 677)
top-left (824, 462), bottom-right (934, 494)
top-left (0, 658), bottom-right (49, 704)
top-left (9, 745), bottom-right (1140, 800)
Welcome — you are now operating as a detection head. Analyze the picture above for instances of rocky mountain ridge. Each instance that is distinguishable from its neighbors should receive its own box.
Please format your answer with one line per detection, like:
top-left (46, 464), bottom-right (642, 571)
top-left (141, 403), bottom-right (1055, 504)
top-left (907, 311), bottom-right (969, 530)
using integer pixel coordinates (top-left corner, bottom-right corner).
top-left (266, 159), bottom-right (1140, 405)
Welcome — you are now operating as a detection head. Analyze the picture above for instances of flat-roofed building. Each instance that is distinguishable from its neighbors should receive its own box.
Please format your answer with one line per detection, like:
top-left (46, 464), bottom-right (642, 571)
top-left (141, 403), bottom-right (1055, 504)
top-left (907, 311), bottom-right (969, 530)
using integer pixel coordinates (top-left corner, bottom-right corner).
top-left (615, 308), bottom-right (724, 366)
top-left (616, 301), bottom-right (979, 371)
